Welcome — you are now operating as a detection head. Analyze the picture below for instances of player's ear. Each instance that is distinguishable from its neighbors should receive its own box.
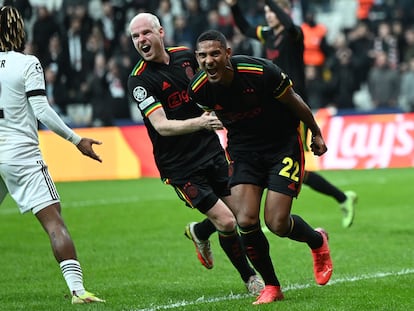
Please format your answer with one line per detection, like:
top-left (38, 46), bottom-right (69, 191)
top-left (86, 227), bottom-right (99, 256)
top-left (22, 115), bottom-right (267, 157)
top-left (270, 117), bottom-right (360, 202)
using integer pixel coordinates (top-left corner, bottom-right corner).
top-left (226, 47), bottom-right (232, 57)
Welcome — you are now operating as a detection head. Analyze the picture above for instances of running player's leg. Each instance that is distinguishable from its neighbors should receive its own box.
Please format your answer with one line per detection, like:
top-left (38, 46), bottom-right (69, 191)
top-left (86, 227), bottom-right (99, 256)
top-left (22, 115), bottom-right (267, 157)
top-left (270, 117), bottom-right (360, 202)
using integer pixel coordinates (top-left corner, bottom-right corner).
top-left (304, 171), bottom-right (357, 228)
top-left (4, 162), bottom-right (104, 303)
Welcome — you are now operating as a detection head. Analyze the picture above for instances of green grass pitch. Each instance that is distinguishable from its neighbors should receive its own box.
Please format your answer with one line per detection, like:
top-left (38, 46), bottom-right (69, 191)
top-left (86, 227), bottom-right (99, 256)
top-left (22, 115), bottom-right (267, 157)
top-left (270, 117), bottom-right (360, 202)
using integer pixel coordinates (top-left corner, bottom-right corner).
top-left (0, 167), bottom-right (413, 310)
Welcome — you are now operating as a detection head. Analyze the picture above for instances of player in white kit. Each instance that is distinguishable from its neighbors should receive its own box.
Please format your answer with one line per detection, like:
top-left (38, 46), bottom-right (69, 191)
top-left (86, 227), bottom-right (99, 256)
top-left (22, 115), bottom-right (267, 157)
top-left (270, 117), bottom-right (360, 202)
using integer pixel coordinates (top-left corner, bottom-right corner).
top-left (0, 6), bottom-right (104, 304)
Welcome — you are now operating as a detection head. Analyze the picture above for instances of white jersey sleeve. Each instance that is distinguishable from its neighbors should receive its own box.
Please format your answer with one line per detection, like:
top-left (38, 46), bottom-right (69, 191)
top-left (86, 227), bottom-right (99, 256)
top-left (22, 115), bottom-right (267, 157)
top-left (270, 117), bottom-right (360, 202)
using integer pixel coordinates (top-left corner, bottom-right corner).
top-left (0, 51), bottom-right (80, 163)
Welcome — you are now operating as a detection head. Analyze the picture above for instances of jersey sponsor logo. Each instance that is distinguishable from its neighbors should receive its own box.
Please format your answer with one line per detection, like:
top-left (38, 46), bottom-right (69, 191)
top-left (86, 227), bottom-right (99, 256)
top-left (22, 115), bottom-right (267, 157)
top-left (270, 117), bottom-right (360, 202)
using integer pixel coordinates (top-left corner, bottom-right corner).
top-left (133, 86), bottom-right (147, 102)
top-left (167, 90), bottom-right (190, 109)
top-left (138, 95), bottom-right (155, 111)
top-left (220, 107), bottom-right (263, 122)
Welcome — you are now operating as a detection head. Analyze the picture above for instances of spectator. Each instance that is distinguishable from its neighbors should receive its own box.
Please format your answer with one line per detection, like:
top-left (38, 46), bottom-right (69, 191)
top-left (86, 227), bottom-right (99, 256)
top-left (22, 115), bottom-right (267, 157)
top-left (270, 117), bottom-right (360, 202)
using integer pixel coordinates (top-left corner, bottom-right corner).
top-left (106, 57), bottom-right (130, 120)
top-left (83, 24), bottom-right (107, 73)
top-left (112, 32), bottom-right (140, 69)
top-left (304, 65), bottom-right (329, 109)
top-left (157, 0), bottom-right (175, 46)
top-left (391, 19), bottom-right (405, 65)
top-left (401, 26), bottom-right (414, 69)
top-left (173, 14), bottom-right (194, 48)
top-left (301, 10), bottom-right (330, 70)
top-left (44, 65), bottom-right (70, 123)
top-left (62, 15), bottom-right (88, 104)
top-left (399, 56), bottom-right (414, 112)
top-left (83, 53), bottom-right (114, 127)
top-left (184, 0), bottom-right (209, 47)
top-left (325, 32), bottom-right (359, 110)
top-left (367, 51), bottom-right (400, 109)
top-left (31, 5), bottom-right (60, 65)
top-left (348, 20), bottom-right (375, 88)
top-left (99, 0), bottom-right (125, 56)
top-left (372, 21), bottom-right (399, 69)
top-left (43, 33), bottom-right (70, 84)
top-left (206, 9), bottom-right (234, 41)
top-left (232, 28), bottom-right (263, 58)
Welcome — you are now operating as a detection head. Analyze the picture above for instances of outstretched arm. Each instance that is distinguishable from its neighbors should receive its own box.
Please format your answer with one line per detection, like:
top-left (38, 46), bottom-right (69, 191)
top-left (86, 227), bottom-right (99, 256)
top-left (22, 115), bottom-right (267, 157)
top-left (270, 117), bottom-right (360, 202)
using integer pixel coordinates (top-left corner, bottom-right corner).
top-left (264, 0), bottom-right (301, 40)
top-left (29, 95), bottom-right (102, 162)
top-left (224, 0), bottom-right (259, 39)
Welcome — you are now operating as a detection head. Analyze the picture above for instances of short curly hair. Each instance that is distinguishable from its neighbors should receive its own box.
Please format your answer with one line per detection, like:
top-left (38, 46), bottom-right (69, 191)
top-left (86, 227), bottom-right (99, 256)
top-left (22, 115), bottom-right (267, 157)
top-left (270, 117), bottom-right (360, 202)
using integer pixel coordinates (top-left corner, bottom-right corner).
top-left (0, 6), bottom-right (25, 52)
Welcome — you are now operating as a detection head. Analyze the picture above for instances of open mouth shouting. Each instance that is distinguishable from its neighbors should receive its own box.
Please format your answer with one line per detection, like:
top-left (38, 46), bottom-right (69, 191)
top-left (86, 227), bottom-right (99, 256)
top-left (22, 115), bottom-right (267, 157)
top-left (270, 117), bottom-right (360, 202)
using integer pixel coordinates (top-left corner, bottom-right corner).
top-left (206, 66), bottom-right (219, 80)
top-left (141, 44), bottom-right (151, 54)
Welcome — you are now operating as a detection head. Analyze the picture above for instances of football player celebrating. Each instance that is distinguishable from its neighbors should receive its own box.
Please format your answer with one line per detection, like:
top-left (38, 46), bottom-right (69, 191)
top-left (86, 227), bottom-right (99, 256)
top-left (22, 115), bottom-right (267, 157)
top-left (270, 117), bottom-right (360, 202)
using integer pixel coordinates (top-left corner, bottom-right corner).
top-left (188, 29), bottom-right (333, 304)
top-left (127, 13), bottom-right (264, 295)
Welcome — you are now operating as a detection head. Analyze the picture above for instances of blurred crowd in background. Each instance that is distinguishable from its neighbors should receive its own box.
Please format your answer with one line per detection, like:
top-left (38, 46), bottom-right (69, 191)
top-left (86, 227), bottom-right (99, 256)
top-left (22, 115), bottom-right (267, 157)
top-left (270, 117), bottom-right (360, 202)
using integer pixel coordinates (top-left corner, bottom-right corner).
top-left (3, 0), bottom-right (414, 127)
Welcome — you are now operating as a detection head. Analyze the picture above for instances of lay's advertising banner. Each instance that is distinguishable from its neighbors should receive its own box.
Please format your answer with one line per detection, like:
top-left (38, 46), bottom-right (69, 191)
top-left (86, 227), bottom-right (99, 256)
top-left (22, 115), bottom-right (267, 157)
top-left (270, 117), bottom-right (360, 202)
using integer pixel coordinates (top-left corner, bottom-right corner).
top-left (39, 112), bottom-right (414, 182)
top-left (317, 112), bottom-right (414, 170)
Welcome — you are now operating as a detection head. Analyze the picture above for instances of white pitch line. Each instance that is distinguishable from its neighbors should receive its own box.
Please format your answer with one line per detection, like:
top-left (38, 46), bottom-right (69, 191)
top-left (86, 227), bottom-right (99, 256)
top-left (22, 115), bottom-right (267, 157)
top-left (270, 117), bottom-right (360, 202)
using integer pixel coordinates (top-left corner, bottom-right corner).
top-left (132, 268), bottom-right (414, 311)
top-left (0, 196), bottom-right (170, 215)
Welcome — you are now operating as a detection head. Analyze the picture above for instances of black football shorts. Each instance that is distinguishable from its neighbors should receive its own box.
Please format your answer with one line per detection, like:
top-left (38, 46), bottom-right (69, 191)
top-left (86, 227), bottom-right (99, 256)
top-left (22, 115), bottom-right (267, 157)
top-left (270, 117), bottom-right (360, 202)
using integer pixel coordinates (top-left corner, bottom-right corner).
top-left (228, 134), bottom-right (305, 197)
top-left (166, 152), bottom-right (231, 214)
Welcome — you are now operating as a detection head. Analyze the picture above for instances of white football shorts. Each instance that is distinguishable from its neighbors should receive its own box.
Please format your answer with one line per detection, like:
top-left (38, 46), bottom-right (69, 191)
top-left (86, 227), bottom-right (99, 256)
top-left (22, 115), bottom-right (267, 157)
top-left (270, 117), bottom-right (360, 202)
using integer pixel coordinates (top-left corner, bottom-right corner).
top-left (0, 160), bottom-right (60, 214)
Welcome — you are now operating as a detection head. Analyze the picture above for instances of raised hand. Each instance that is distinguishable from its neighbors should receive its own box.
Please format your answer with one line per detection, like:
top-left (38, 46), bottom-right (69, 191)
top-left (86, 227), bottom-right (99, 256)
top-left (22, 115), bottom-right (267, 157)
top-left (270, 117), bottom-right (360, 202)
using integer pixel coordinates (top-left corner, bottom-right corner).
top-left (76, 138), bottom-right (103, 162)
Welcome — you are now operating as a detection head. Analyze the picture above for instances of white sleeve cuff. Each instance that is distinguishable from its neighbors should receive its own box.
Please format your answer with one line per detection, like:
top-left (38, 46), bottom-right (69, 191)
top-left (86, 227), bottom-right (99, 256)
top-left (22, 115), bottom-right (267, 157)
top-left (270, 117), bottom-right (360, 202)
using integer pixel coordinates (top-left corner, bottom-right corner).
top-left (28, 95), bottom-right (81, 145)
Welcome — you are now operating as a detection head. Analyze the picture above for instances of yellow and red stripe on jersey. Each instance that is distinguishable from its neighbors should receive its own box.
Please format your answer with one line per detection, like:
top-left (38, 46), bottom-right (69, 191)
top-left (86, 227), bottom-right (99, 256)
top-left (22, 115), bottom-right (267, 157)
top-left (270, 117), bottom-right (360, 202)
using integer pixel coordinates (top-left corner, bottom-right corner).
top-left (166, 46), bottom-right (190, 53)
top-left (236, 63), bottom-right (264, 74)
top-left (190, 71), bottom-right (208, 93)
top-left (131, 59), bottom-right (147, 76)
top-left (142, 102), bottom-right (162, 118)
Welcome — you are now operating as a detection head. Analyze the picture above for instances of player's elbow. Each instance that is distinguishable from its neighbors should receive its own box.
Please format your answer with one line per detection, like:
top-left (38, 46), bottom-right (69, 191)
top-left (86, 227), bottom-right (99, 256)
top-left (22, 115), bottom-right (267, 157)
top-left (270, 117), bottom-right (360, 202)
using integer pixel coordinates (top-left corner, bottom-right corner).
top-left (153, 124), bottom-right (171, 136)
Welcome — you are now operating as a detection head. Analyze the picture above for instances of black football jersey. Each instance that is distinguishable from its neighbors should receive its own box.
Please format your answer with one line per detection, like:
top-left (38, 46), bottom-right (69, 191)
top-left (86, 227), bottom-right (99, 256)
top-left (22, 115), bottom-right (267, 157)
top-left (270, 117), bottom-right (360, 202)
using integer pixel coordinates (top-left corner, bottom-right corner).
top-left (230, 4), bottom-right (306, 100)
top-left (188, 55), bottom-right (300, 154)
top-left (256, 25), bottom-right (306, 101)
top-left (128, 47), bottom-right (222, 179)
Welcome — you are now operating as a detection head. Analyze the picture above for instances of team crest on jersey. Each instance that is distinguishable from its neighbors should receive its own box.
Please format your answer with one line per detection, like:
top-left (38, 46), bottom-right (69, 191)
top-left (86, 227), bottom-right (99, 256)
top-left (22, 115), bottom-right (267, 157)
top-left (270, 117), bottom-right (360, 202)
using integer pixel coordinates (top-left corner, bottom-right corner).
top-left (133, 86), bottom-right (147, 102)
top-left (35, 63), bottom-right (43, 73)
top-left (185, 66), bottom-right (194, 80)
top-left (183, 182), bottom-right (198, 199)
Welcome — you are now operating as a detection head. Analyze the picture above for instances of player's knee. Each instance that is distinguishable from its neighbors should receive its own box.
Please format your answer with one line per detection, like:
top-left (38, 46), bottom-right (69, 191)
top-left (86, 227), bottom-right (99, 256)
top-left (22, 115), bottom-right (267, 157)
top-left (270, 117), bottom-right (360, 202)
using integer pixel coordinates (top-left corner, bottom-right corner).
top-left (237, 214), bottom-right (260, 228)
top-left (221, 216), bottom-right (237, 232)
top-left (265, 218), bottom-right (289, 237)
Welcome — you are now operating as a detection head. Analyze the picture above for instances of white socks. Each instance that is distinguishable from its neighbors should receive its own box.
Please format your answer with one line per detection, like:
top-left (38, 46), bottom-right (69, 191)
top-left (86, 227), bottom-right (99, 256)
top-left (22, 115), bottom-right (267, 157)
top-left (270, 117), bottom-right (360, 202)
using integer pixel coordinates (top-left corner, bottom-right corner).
top-left (59, 259), bottom-right (85, 295)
